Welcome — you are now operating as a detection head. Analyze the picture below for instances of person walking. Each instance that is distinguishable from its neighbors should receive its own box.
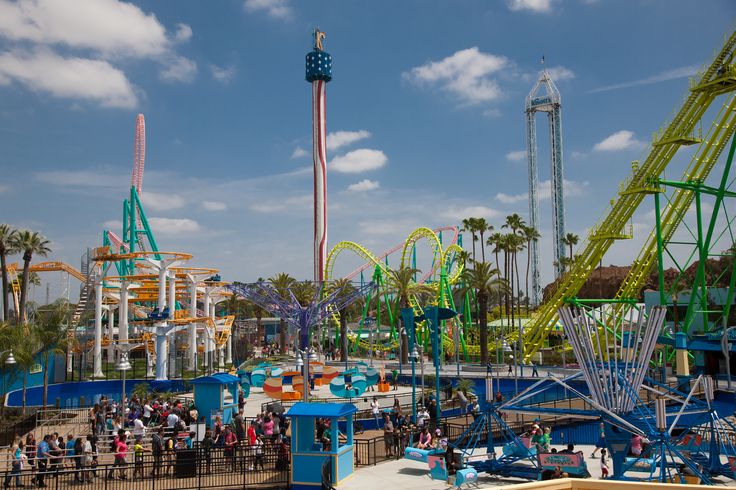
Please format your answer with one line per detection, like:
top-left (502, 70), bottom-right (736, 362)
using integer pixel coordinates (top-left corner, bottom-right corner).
top-left (81, 435), bottom-right (95, 483)
top-left (531, 362), bottom-right (539, 377)
top-left (4, 442), bottom-right (24, 488)
top-left (150, 427), bottom-right (163, 477)
top-left (382, 414), bottom-right (395, 458)
top-left (591, 422), bottom-right (606, 458)
top-left (33, 436), bottom-right (51, 488)
top-left (600, 448), bottom-right (610, 478)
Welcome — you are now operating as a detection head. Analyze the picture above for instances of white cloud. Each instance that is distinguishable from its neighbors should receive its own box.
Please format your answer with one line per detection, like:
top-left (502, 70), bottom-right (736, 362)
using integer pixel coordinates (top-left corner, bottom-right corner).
top-left (249, 194), bottom-right (311, 214)
top-left (588, 65), bottom-right (700, 93)
top-left (0, 49), bottom-right (138, 108)
top-left (0, 0), bottom-right (172, 58)
top-left (148, 217), bottom-right (201, 235)
top-left (506, 150), bottom-right (527, 161)
top-left (496, 179), bottom-right (589, 204)
top-left (403, 47), bottom-right (508, 105)
top-left (545, 66), bottom-right (575, 81)
top-left (209, 64), bottom-right (236, 83)
top-left (571, 151), bottom-right (587, 158)
top-left (159, 55), bottom-right (197, 83)
top-left (202, 200), bottom-right (228, 211)
top-left (243, 0), bottom-right (292, 20)
top-left (593, 130), bottom-right (646, 152)
top-left (507, 0), bottom-right (556, 13)
top-left (291, 147), bottom-right (308, 159)
top-left (326, 130), bottom-right (371, 152)
top-left (140, 191), bottom-right (185, 211)
top-left (347, 179), bottom-right (380, 192)
top-left (496, 192), bottom-right (527, 204)
top-left (173, 23), bottom-right (192, 43)
top-left (103, 219), bottom-right (123, 231)
top-left (441, 206), bottom-right (499, 221)
top-left (330, 149), bottom-right (388, 174)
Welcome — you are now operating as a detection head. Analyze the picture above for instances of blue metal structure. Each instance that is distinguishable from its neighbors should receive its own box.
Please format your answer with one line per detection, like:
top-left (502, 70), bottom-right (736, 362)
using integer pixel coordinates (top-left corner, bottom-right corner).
top-left (525, 68), bottom-right (566, 305)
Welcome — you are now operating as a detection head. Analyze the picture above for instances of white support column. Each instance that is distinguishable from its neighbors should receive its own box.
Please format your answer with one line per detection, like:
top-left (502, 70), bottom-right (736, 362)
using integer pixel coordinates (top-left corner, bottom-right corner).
top-left (93, 279), bottom-right (104, 378)
top-left (188, 278), bottom-right (198, 371)
top-left (119, 281), bottom-right (129, 344)
top-left (168, 271), bottom-right (176, 319)
top-left (203, 290), bottom-right (212, 372)
top-left (155, 325), bottom-right (168, 380)
top-left (107, 306), bottom-right (116, 362)
top-left (226, 330), bottom-right (233, 366)
top-left (158, 268), bottom-right (167, 310)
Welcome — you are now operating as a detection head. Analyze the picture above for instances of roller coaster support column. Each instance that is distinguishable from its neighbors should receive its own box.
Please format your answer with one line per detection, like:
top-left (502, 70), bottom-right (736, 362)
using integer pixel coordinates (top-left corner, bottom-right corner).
top-left (226, 329), bottom-right (232, 366)
top-left (187, 277), bottom-right (197, 371)
top-left (158, 268), bottom-right (167, 310)
top-left (425, 306), bottom-right (457, 422)
top-left (203, 289), bottom-right (213, 373)
top-left (106, 306), bottom-right (115, 363)
top-left (401, 307), bottom-right (418, 423)
top-left (93, 278), bottom-right (104, 378)
top-left (154, 323), bottom-right (169, 380)
top-left (168, 271), bottom-right (176, 319)
top-left (118, 280), bottom-right (130, 344)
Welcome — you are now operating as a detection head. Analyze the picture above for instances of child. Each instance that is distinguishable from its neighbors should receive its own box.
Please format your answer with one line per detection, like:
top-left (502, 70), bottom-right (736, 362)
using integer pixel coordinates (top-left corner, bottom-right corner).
top-left (600, 448), bottom-right (609, 478)
top-left (132, 436), bottom-right (150, 478)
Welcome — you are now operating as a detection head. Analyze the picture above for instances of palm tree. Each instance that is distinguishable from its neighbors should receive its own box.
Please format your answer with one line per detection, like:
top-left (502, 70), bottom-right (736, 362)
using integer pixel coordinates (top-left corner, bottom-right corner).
top-left (521, 225), bottom-right (541, 310)
top-left (34, 300), bottom-right (71, 407)
top-left (268, 273), bottom-right (296, 353)
top-left (462, 261), bottom-right (505, 365)
top-left (9, 231), bottom-right (51, 324)
top-left (474, 218), bottom-right (492, 263)
top-left (385, 267), bottom-right (433, 364)
top-left (0, 322), bottom-right (34, 414)
top-left (461, 218), bottom-right (479, 262)
top-left (562, 232), bottom-right (579, 263)
top-left (0, 225), bottom-right (18, 322)
top-left (329, 278), bottom-right (356, 362)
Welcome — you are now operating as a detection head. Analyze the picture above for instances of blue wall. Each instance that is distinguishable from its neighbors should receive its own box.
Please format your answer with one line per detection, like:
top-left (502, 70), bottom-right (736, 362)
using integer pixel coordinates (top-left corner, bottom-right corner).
top-left (0, 351), bottom-right (65, 397)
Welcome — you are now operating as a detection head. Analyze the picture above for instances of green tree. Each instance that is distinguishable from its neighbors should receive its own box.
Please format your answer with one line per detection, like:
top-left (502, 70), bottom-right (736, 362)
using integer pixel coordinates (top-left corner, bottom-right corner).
top-left (0, 225), bottom-right (18, 322)
top-left (0, 323), bottom-right (34, 414)
top-left (328, 278), bottom-right (356, 362)
top-left (562, 232), bottom-right (580, 263)
top-left (461, 218), bottom-right (479, 262)
top-left (268, 273), bottom-right (296, 353)
top-left (9, 231), bottom-right (51, 324)
top-left (385, 267), bottom-right (432, 364)
top-left (33, 299), bottom-right (71, 407)
top-left (462, 261), bottom-right (505, 365)
top-left (521, 225), bottom-right (541, 311)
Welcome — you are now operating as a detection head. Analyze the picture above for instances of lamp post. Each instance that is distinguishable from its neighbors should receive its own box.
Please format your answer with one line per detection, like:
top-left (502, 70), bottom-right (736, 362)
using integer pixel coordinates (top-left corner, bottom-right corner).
top-left (1, 350), bottom-right (17, 399)
top-left (720, 324), bottom-right (735, 391)
top-left (410, 345), bottom-right (419, 423)
top-left (115, 349), bottom-right (132, 406)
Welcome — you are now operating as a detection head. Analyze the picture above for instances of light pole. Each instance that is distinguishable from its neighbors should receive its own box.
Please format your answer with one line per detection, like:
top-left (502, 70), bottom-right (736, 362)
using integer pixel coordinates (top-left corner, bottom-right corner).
top-left (410, 345), bottom-right (419, 423)
top-left (720, 324), bottom-right (735, 391)
top-left (116, 349), bottom-right (132, 405)
top-left (1, 350), bottom-right (17, 398)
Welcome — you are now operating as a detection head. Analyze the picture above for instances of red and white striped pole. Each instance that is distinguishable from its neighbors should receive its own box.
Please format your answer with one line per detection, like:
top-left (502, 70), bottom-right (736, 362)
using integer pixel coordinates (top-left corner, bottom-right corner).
top-left (306, 30), bottom-right (332, 283)
top-left (312, 79), bottom-right (327, 283)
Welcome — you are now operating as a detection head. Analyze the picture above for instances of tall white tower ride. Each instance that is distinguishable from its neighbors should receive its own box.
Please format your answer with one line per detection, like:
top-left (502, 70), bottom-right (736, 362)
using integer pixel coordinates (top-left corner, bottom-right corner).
top-left (526, 68), bottom-right (566, 306)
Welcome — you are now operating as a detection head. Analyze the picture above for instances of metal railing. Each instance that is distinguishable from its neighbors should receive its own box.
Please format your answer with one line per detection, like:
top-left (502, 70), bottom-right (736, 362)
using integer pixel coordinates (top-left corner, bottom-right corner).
top-left (1, 444), bottom-right (289, 490)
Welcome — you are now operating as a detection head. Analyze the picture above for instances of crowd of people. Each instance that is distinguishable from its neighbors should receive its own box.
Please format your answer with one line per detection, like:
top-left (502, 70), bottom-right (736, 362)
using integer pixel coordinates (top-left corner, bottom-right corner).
top-left (3, 393), bottom-right (292, 488)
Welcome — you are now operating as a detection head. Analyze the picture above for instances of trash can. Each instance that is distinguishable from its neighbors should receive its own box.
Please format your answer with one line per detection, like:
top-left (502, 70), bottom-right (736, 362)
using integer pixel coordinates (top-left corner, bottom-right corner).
top-left (175, 449), bottom-right (197, 477)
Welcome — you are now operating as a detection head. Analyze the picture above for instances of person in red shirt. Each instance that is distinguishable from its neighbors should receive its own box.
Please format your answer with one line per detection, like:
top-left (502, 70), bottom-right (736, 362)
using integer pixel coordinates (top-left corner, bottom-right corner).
top-left (223, 426), bottom-right (237, 472)
top-left (247, 421), bottom-right (257, 446)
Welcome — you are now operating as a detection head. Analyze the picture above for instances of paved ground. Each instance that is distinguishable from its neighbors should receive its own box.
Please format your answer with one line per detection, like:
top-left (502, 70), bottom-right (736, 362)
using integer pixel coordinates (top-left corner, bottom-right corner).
top-left (342, 444), bottom-right (607, 490)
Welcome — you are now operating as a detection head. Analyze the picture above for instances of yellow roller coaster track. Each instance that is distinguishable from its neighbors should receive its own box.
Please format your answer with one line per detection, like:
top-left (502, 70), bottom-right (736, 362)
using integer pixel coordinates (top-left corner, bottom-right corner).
top-left (522, 31), bottom-right (736, 361)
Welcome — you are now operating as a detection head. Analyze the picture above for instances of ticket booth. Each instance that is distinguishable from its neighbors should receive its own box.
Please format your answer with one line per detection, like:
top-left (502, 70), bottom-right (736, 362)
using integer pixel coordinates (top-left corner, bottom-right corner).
top-left (287, 402), bottom-right (357, 489)
top-left (190, 372), bottom-right (239, 427)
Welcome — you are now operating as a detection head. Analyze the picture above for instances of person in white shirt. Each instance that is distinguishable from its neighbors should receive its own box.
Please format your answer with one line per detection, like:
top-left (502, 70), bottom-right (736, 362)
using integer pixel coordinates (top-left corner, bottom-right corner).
top-left (142, 401), bottom-right (153, 425)
top-left (417, 408), bottom-right (429, 427)
top-left (166, 412), bottom-right (179, 428)
top-left (370, 397), bottom-right (381, 427)
top-left (133, 417), bottom-right (146, 437)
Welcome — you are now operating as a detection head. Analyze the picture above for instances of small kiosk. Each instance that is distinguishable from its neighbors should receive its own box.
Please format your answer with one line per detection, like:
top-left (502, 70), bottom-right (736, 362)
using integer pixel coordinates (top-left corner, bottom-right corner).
top-left (190, 372), bottom-right (240, 427)
top-left (287, 402), bottom-right (357, 489)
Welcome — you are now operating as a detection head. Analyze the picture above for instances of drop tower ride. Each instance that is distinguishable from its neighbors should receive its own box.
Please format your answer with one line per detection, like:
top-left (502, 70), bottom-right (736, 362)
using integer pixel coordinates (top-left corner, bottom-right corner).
top-left (306, 29), bottom-right (332, 282)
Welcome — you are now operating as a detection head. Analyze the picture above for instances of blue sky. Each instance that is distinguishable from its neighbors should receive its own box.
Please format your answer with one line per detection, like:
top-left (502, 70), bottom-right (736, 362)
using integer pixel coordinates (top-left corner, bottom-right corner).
top-left (0, 0), bottom-right (734, 302)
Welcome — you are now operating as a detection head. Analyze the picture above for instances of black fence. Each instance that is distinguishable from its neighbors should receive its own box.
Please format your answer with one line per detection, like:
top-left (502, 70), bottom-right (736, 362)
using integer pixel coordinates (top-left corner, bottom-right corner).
top-left (3, 445), bottom-right (289, 490)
